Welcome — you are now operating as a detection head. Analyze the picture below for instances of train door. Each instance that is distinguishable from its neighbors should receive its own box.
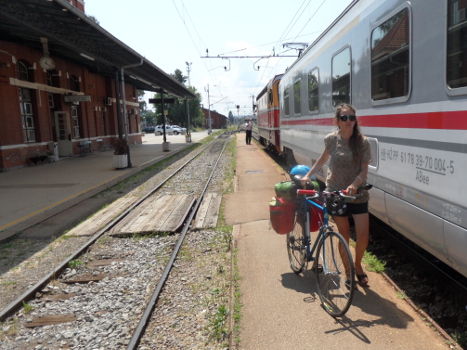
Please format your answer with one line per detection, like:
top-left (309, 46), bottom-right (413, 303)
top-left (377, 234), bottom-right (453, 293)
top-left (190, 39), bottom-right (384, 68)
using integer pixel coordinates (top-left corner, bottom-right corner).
top-left (54, 111), bottom-right (73, 157)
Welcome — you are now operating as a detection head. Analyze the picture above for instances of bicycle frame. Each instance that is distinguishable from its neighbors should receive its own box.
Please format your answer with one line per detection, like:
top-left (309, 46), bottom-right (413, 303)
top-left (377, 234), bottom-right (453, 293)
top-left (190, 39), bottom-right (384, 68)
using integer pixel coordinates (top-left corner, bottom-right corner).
top-left (296, 190), bottom-right (330, 263)
top-left (288, 186), bottom-right (363, 317)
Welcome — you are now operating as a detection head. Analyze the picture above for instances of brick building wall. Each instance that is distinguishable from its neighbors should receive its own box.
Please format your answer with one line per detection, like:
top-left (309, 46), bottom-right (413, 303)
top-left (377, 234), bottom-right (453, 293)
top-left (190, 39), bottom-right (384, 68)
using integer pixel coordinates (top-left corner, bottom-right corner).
top-left (0, 40), bottom-right (141, 170)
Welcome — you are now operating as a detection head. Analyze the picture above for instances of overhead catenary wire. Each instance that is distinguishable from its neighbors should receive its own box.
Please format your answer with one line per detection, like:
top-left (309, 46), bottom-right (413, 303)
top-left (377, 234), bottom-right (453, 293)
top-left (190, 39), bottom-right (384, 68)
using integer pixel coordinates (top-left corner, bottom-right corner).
top-left (172, 0), bottom-right (332, 114)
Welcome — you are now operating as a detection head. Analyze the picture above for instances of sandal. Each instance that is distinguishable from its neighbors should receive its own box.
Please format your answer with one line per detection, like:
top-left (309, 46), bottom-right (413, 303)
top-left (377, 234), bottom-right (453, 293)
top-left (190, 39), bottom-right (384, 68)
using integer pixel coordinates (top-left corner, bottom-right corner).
top-left (356, 273), bottom-right (369, 286)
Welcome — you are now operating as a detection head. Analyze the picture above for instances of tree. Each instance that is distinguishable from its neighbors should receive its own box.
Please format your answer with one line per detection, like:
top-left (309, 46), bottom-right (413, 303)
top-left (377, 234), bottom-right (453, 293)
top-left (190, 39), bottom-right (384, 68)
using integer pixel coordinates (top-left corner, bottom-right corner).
top-left (150, 69), bottom-right (204, 129)
top-left (87, 15), bottom-right (100, 24)
top-left (138, 90), bottom-right (149, 115)
top-left (151, 86), bottom-right (203, 129)
top-left (170, 69), bottom-right (187, 85)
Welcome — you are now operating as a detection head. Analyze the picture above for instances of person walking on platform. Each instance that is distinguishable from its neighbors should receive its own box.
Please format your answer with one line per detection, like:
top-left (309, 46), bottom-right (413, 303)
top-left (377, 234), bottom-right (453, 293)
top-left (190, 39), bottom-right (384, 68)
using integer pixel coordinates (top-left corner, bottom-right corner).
top-left (300, 103), bottom-right (372, 286)
top-left (245, 118), bottom-right (252, 145)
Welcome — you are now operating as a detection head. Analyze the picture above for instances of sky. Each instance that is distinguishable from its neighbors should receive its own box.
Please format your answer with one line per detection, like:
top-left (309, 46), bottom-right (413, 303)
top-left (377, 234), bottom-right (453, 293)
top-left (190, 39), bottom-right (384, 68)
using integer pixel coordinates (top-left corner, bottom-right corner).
top-left (84, 0), bottom-right (353, 118)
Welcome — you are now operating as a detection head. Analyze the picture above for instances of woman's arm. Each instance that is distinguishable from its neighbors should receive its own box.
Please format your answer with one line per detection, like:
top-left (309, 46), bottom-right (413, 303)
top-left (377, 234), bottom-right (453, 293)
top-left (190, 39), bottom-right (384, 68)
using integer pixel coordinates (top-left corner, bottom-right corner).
top-left (347, 161), bottom-right (370, 194)
top-left (300, 148), bottom-right (330, 186)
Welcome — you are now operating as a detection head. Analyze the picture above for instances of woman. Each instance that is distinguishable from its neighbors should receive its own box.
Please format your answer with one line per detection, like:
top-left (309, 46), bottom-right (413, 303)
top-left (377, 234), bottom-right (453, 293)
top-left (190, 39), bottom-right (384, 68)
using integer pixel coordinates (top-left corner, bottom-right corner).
top-left (301, 103), bottom-right (371, 286)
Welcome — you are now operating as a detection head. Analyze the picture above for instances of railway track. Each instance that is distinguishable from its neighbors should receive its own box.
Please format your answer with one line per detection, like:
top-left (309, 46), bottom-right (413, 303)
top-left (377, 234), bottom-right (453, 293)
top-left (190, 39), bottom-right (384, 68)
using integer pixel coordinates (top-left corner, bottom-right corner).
top-left (0, 132), bottom-right (235, 350)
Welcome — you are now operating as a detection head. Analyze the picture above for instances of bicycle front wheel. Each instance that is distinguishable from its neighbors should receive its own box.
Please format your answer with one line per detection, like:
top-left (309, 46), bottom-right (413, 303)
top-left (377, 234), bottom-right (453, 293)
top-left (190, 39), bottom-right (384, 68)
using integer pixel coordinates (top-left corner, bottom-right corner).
top-left (315, 230), bottom-right (355, 317)
top-left (286, 211), bottom-right (307, 274)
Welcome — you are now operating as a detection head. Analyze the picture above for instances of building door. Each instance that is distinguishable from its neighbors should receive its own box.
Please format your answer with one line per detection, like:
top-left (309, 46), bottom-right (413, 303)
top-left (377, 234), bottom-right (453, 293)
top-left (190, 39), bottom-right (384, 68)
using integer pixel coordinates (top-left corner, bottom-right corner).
top-left (54, 111), bottom-right (73, 156)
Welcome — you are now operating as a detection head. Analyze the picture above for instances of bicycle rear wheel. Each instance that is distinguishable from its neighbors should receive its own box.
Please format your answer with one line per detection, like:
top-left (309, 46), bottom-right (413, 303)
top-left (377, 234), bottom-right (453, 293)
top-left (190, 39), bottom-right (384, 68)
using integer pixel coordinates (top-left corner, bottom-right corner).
top-left (315, 230), bottom-right (355, 317)
top-left (286, 211), bottom-right (307, 274)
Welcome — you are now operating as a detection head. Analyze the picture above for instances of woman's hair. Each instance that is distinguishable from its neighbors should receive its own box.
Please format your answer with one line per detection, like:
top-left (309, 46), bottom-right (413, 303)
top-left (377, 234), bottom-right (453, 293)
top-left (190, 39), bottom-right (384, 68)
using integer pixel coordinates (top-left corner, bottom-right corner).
top-left (334, 103), bottom-right (364, 163)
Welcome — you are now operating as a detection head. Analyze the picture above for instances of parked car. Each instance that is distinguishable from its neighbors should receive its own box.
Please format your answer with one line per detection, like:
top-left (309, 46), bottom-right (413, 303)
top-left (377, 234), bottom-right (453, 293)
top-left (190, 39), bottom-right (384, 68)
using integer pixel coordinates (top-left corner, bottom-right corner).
top-left (142, 126), bottom-right (155, 133)
top-left (171, 125), bottom-right (187, 134)
top-left (154, 125), bottom-right (176, 135)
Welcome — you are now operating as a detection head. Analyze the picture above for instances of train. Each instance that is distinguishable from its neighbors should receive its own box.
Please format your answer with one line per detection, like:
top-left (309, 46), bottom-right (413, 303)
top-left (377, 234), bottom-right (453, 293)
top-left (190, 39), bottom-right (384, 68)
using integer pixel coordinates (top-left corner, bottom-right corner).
top-left (256, 0), bottom-right (467, 278)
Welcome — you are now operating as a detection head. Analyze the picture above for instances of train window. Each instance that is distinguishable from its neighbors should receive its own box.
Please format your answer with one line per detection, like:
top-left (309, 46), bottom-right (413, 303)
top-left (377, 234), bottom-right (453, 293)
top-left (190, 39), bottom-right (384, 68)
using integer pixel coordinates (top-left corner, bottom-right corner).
top-left (308, 68), bottom-right (319, 113)
top-left (284, 86), bottom-right (290, 117)
top-left (447, 0), bottom-right (467, 89)
top-left (332, 47), bottom-right (351, 107)
top-left (371, 8), bottom-right (410, 101)
top-left (293, 79), bottom-right (301, 116)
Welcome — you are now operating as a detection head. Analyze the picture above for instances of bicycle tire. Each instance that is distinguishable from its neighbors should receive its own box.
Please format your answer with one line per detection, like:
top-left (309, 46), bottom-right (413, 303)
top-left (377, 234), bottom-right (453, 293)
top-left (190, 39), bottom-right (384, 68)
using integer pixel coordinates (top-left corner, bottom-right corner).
top-left (315, 230), bottom-right (355, 317)
top-left (286, 210), bottom-right (307, 274)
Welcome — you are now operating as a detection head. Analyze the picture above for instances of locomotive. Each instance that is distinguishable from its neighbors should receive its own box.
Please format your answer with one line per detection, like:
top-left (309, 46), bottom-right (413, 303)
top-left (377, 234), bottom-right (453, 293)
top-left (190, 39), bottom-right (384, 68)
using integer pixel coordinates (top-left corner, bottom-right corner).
top-left (256, 0), bottom-right (467, 278)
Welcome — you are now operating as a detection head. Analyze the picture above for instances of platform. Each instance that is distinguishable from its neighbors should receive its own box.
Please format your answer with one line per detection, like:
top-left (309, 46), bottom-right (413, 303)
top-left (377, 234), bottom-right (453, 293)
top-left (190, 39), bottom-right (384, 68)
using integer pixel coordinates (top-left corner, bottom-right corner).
top-left (224, 133), bottom-right (452, 350)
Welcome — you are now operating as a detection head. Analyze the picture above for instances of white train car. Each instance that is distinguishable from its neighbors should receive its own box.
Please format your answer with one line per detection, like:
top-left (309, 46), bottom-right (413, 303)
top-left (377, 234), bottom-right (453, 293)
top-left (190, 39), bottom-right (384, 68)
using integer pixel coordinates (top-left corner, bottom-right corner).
top-left (277, 0), bottom-right (467, 277)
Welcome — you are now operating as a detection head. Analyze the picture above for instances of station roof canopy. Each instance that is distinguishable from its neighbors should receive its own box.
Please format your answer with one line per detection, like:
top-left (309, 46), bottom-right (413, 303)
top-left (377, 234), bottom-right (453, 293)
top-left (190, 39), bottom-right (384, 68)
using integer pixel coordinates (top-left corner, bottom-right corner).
top-left (0, 0), bottom-right (195, 98)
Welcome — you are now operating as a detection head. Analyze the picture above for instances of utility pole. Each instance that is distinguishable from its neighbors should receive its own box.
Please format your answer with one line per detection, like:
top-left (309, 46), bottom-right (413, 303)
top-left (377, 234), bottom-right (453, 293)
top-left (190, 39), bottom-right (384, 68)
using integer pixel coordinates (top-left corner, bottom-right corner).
top-left (205, 85), bottom-right (212, 135)
top-left (185, 62), bottom-right (192, 141)
top-left (185, 62), bottom-right (192, 87)
top-left (251, 94), bottom-right (255, 117)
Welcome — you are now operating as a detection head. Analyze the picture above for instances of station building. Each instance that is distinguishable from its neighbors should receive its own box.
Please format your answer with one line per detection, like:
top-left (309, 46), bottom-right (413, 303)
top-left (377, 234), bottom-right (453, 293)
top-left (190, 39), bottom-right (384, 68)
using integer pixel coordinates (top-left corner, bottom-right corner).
top-left (0, 0), bottom-right (193, 171)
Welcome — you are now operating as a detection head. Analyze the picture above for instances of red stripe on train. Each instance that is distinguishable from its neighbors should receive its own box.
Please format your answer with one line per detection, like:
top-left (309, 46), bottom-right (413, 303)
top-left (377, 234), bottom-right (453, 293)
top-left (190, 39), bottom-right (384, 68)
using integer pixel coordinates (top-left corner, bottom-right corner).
top-left (281, 111), bottom-right (467, 130)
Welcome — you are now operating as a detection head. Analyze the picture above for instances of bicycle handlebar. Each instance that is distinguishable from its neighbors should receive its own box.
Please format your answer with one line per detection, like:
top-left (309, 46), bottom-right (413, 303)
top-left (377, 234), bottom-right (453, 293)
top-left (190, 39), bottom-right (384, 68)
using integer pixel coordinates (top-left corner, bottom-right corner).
top-left (297, 184), bottom-right (372, 200)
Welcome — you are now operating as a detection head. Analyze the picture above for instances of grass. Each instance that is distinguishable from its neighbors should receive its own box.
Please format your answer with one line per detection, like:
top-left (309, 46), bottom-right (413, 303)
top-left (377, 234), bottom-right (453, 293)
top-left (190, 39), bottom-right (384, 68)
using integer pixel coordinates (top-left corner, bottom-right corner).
top-left (0, 318), bottom-right (18, 339)
top-left (396, 291), bottom-right (407, 299)
top-left (362, 250), bottom-right (386, 273)
top-left (22, 301), bottom-right (33, 313)
top-left (68, 259), bottom-right (82, 269)
top-left (451, 330), bottom-right (466, 348)
top-left (232, 248), bottom-right (242, 344)
top-left (2, 280), bottom-right (16, 287)
top-left (209, 304), bottom-right (229, 341)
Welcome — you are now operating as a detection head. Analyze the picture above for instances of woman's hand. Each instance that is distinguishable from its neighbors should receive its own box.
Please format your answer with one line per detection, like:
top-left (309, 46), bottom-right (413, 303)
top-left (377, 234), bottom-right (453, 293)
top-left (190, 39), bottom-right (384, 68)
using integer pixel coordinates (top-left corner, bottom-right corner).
top-left (346, 183), bottom-right (358, 196)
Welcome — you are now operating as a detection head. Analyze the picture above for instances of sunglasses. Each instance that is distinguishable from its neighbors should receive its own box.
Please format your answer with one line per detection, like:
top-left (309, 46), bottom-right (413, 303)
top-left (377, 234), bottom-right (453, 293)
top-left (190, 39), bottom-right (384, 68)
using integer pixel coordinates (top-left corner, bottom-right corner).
top-left (339, 115), bottom-right (356, 122)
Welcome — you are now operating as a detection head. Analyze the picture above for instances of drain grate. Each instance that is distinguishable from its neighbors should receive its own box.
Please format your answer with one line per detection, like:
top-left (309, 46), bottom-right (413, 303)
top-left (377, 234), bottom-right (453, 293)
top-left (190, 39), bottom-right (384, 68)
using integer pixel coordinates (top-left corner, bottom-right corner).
top-left (246, 170), bottom-right (263, 174)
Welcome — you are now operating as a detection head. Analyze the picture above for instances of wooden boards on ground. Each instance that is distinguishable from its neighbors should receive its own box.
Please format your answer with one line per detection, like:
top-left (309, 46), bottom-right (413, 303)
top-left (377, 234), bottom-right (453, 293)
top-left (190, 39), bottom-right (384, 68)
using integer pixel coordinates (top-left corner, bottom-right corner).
top-left (68, 192), bottom-right (222, 237)
top-left (109, 194), bottom-right (195, 236)
top-left (193, 193), bottom-right (222, 230)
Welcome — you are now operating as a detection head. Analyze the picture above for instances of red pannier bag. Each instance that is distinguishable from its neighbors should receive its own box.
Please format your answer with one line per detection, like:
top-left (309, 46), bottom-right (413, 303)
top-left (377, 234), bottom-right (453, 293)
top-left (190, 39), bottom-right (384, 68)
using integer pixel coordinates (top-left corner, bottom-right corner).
top-left (309, 203), bottom-right (324, 232)
top-left (269, 197), bottom-right (296, 234)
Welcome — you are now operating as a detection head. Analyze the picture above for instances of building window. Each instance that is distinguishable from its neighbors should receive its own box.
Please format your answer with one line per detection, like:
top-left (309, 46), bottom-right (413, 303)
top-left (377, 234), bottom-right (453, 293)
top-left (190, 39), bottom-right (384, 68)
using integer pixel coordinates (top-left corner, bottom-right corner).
top-left (17, 61), bottom-right (29, 81)
top-left (71, 106), bottom-right (80, 138)
top-left (447, 0), bottom-right (467, 88)
top-left (371, 8), bottom-right (410, 100)
top-left (69, 75), bottom-right (80, 92)
top-left (46, 72), bottom-right (53, 86)
top-left (308, 68), bottom-right (319, 113)
top-left (332, 47), bottom-right (351, 107)
top-left (48, 93), bottom-right (54, 108)
top-left (293, 79), bottom-right (301, 116)
top-left (284, 86), bottom-right (290, 117)
top-left (20, 88), bottom-right (35, 143)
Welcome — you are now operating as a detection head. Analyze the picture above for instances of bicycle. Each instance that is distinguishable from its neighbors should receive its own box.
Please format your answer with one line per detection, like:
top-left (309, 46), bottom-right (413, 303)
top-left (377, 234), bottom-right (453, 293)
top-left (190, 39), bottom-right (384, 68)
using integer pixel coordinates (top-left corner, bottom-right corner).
top-left (286, 178), bottom-right (371, 317)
